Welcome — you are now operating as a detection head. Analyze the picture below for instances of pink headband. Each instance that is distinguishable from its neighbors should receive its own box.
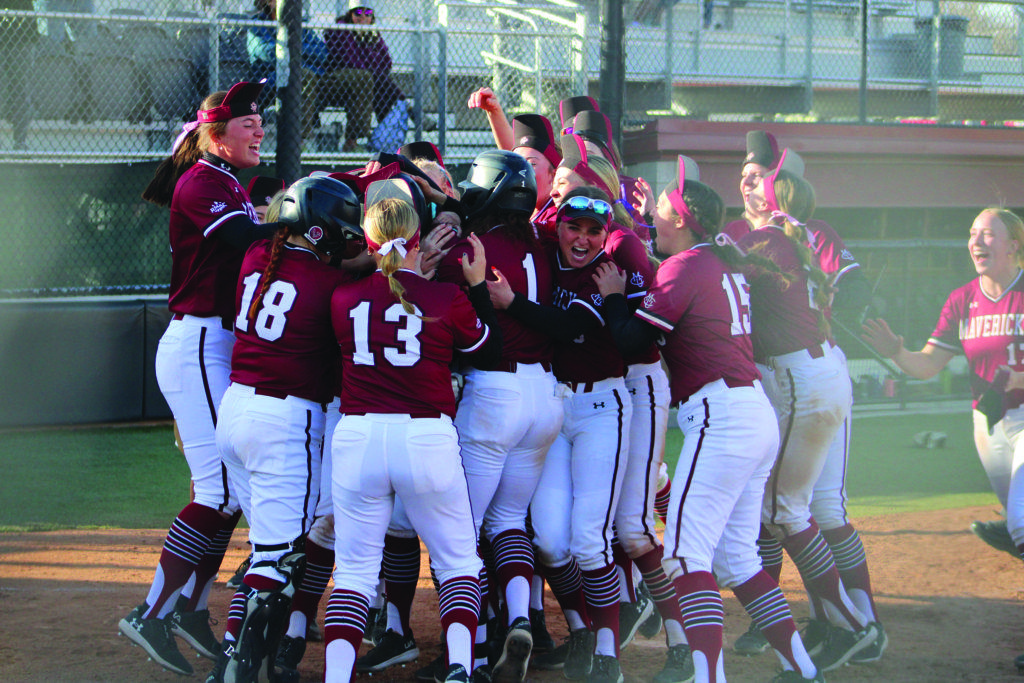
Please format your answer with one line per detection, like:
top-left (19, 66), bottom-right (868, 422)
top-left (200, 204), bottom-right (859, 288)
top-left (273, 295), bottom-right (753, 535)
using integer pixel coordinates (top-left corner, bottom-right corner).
top-left (666, 155), bottom-right (704, 237)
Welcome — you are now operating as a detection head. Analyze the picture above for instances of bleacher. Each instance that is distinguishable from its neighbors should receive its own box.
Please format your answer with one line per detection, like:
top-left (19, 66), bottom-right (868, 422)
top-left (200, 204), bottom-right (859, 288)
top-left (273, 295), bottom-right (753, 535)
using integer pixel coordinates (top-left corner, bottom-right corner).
top-left (1, 1), bottom-right (1023, 163)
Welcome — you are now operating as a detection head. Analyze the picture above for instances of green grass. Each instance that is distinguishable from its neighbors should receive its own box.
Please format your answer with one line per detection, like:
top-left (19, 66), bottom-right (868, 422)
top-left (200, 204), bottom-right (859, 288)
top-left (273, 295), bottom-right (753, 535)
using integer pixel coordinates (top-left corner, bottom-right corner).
top-left (0, 409), bottom-right (1000, 531)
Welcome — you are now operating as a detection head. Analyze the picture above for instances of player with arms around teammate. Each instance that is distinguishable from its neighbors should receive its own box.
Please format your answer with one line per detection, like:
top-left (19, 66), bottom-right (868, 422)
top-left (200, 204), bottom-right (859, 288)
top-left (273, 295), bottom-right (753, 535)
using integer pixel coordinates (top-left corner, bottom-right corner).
top-left (739, 155), bottom-right (878, 672)
top-left (205, 177), bottom-right (362, 683)
top-left (861, 207), bottom-right (1024, 669)
top-left (595, 157), bottom-right (825, 683)
top-left (489, 188), bottom-right (632, 683)
top-left (120, 81), bottom-right (279, 677)
top-left (437, 149), bottom-right (563, 682)
top-left (324, 196), bottom-right (502, 683)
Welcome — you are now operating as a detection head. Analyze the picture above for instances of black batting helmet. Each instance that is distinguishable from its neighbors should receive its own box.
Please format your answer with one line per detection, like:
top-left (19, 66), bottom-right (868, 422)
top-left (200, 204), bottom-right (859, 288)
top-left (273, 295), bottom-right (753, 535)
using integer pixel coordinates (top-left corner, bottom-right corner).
top-left (279, 176), bottom-right (362, 256)
top-left (458, 149), bottom-right (537, 223)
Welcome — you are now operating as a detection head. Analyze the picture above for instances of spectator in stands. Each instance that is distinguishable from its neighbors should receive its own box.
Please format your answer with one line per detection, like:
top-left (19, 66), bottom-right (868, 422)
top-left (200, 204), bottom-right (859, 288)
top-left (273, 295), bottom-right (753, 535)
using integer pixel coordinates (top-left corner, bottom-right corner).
top-left (325, 6), bottom-right (409, 151)
top-left (0, 0), bottom-right (37, 149)
top-left (246, 0), bottom-right (332, 143)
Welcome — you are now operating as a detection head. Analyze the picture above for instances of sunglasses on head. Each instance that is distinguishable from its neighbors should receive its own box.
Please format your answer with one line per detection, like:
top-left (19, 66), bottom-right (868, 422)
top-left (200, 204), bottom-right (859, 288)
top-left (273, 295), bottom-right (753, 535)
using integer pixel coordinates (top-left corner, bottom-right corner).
top-left (354, 7), bottom-right (374, 15)
top-left (564, 196), bottom-right (612, 215)
top-left (561, 125), bottom-right (575, 136)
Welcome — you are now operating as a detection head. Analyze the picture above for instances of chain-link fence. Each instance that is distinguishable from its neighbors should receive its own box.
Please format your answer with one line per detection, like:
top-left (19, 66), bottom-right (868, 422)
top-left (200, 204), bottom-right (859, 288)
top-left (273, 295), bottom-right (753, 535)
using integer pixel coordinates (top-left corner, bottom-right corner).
top-left (0, 0), bottom-right (1023, 299)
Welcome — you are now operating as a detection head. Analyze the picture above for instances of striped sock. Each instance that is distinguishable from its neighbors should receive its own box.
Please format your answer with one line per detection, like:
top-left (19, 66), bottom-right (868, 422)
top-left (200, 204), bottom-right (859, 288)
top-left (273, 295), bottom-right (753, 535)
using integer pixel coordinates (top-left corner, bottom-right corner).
top-left (182, 510), bottom-right (240, 612)
top-left (822, 524), bottom-right (877, 623)
top-left (384, 533), bottom-right (422, 636)
top-left (783, 520), bottom-right (866, 630)
top-left (581, 563), bottom-right (621, 657)
top-left (491, 528), bottom-right (534, 620)
top-left (144, 502), bottom-right (225, 619)
top-left (438, 573), bottom-right (481, 670)
top-left (673, 571), bottom-right (724, 683)
top-left (757, 524), bottom-right (785, 584)
top-left (286, 536), bottom-right (334, 638)
top-left (542, 558), bottom-right (590, 628)
top-left (654, 479), bottom-right (671, 525)
top-left (324, 588), bottom-right (370, 673)
top-left (611, 535), bottom-right (637, 602)
top-left (733, 570), bottom-right (815, 677)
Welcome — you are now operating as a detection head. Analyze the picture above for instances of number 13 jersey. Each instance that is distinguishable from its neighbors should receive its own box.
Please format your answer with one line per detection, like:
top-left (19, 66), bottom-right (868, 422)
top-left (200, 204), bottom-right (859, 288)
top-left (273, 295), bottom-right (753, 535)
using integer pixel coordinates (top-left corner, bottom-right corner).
top-left (332, 269), bottom-right (491, 419)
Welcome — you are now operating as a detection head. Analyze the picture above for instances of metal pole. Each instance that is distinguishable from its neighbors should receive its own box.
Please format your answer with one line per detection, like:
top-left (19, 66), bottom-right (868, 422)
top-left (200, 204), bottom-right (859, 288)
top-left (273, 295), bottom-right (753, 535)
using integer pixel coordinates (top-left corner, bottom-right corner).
top-left (438, 27), bottom-right (448, 154)
top-left (276, 0), bottom-right (302, 183)
top-left (803, 0), bottom-right (812, 111)
top-left (599, 0), bottom-right (625, 148)
top-left (859, 0), bottom-right (867, 122)
top-left (929, 0), bottom-right (939, 117)
top-left (664, 3), bottom-right (673, 109)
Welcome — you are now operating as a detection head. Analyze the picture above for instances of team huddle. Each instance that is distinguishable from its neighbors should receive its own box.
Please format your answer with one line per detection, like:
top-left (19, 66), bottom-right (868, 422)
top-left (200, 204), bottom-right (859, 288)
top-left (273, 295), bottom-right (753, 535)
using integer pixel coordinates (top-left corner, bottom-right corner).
top-left (116, 77), bottom-right (1024, 683)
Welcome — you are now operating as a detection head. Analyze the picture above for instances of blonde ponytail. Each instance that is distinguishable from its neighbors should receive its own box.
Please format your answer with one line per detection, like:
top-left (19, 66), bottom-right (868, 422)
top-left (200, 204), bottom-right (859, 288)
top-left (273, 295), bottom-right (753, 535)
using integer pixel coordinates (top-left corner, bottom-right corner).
top-left (365, 198), bottom-right (420, 315)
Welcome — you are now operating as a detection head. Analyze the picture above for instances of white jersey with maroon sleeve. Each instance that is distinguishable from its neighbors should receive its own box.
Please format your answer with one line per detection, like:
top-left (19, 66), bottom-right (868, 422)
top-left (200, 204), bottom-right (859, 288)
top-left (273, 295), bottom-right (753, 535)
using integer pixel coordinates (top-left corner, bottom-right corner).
top-left (229, 241), bottom-right (354, 404)
top-left (636, 244), bottom-right (760, 405)
top-left (737, 226), bottom-right (827, 361)
top-left (332, 269), bottom-right (491, 419)
top-left (438, 227), bottom-right (555, 365)
top-left (929, 273), bottom-right (1024, 410)
top-left (168, 159), bottom-right (261, 320)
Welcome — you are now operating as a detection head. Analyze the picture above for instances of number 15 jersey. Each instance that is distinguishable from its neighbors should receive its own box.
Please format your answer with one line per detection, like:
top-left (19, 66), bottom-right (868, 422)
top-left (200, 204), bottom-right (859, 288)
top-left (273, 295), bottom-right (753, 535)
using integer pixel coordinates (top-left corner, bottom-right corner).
top-left (635, 244), bottom-right (759, 405)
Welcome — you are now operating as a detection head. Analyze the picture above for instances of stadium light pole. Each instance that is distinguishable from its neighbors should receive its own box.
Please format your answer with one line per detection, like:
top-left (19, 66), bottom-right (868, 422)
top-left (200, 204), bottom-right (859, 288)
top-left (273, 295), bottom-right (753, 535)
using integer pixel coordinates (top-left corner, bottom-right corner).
top-left (599, 0), bottom-right (625, 150)
top-left (277, 0), bottom-right (303, 183)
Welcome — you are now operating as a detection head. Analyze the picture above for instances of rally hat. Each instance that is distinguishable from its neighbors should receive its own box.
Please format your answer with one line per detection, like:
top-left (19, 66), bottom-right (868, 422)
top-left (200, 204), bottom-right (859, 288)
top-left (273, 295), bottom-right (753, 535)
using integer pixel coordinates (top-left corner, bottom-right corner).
top-left (512, 114), bottom-right (561, 169)
top-left (558, 95), bottom-right (599, 131)
top-left (246, 175), bottom-right (286, 207)
top-left (198, 80), bottom-right (265, 123)
top-left (744, 130), bottom-right (779, 168)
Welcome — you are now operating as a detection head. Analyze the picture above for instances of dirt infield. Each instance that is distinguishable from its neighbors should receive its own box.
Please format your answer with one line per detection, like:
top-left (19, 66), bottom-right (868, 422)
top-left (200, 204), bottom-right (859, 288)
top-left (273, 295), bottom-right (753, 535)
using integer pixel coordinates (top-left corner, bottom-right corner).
top-left (2, 505), bottom-right (1023, 682)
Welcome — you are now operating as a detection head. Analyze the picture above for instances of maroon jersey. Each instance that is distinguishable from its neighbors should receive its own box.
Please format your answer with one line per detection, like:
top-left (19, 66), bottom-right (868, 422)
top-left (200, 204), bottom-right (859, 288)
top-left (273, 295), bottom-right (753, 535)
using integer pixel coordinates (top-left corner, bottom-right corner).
top-left (332, 270), bottom-right (491, 418)
top-left (636, 244), bottom-right (759, 405)
top-left (229, 241), bottom-right (353, 404)
top-left (549, 247), bottom-right (626, 383)
top-left (737, 226), bottom-right (827, 361)
top-left (929, 273), bottom-right (1024, 410)
top-left (806, 219), bottom-right (860, 284)
top-left (532, 198), bottom-right (559, 239)
top-left (438, 227), bottom-right (554, 365)
top-left (722, 217), bottom-right (753, 243)
top-left (605, 223), bottom-right (660, 366)
top-left (168, 159), bottom-right (261, 319)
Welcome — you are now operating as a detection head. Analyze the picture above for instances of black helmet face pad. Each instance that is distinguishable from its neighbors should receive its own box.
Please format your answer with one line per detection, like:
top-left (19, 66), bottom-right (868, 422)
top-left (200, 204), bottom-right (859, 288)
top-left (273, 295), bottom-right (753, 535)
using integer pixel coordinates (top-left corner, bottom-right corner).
top-left (280, 177), bottom-right (362, 256)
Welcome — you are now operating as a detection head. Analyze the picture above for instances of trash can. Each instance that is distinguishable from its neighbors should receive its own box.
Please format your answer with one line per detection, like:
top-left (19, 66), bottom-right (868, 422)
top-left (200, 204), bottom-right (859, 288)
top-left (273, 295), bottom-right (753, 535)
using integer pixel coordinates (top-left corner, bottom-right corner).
top-left (869, 33), bottom-right (919, 78)
top-left (914, 14), bottom-right (969, 79)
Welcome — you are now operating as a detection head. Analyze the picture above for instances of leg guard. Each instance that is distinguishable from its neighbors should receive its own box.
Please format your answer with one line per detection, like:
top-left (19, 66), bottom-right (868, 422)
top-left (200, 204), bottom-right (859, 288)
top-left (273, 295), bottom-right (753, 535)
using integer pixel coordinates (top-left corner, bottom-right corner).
top-left (225, 544), bottom-right (307, 683)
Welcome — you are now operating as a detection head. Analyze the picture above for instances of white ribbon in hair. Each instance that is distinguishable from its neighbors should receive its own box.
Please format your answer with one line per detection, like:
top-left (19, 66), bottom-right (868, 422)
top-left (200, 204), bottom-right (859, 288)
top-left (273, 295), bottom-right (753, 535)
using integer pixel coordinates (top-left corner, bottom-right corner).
top-left (378, 238), bottom-right (409, 258)
top-left (172, 120), bottom-right (201, 154)
top-left (770, 210), bottom-right (805, 228)
top-left (714, 232), bottom-right (747, 257)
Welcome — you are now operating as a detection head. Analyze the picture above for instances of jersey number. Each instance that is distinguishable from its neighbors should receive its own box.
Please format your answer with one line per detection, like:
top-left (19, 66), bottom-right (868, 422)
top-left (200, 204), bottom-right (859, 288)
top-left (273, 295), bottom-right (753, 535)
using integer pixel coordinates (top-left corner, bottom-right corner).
top-left (235, 271), bottom-right (297, 341)
top-left (721, 273), bottom-right (751, 336)
top-left (349, 301), bottom-right (423, 367)
top-left (522, 253), bottom-right (539, 302)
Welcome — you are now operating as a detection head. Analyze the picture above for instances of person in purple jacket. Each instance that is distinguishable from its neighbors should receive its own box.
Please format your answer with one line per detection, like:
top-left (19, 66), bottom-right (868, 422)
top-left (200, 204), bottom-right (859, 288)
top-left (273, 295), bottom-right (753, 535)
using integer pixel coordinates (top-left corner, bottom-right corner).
top-left (325, 6), bottom-right (406, 148)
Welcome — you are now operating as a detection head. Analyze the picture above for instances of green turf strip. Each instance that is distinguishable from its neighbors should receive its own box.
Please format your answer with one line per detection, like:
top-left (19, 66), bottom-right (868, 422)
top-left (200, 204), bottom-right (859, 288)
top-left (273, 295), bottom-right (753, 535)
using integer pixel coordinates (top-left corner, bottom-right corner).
top-left (0, 409), bottom-right (1002, 531)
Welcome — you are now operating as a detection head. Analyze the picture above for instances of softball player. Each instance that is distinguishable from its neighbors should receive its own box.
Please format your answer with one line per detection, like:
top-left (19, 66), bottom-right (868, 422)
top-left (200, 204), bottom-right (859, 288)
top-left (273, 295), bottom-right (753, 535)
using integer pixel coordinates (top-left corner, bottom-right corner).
top-left (435, 149), bottom-right (563, 683)
top-left (204, 176), bottom-right (362, 683)
top-left (552, 137), bottom-right (679, 656)
top-left (860, 207), bottom-right (1024, 670)
top-left (120, 81), bottom-right (279, 677)
top-left (489, 188), bottom-right (631, 683)
top-left (726, 132), bottom-right (883, 661)
top-left (595, 157), bottom-right (823, 683)
top-left (324, 197), bottom-right (500, 683)
top-left (737, 153), bottom-right (878, 671)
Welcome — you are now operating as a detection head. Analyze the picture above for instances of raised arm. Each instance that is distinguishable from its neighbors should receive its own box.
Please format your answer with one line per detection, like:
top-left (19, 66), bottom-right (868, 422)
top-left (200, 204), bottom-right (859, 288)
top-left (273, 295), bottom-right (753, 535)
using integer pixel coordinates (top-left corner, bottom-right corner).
top-left (861, 318), bottom-right (955, 380)
top-left (467, 87), bottom-right (514, 151)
